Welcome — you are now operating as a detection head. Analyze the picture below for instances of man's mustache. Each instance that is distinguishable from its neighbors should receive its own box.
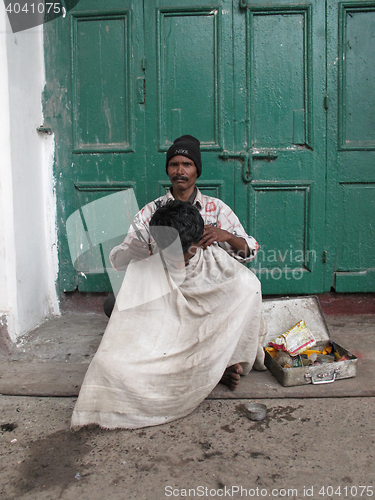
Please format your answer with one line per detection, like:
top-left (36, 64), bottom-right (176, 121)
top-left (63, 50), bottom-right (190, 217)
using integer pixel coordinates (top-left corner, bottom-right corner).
top-left (172, 175), bottom-right (189, 182)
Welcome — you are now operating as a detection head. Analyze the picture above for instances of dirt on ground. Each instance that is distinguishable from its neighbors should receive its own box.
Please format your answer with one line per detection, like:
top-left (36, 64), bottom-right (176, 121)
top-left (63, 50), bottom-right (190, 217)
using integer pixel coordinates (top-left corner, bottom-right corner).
top-left (1, 395), bottom-right (374, 500)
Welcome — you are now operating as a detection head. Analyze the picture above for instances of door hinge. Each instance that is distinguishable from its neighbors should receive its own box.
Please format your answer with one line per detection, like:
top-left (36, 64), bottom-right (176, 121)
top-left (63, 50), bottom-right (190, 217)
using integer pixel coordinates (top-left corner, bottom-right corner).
top-left (322, 250), bottom-right (328, 263)
top-left (142, 57), bottom-right (147, 71)
top-left (36, 126), bottom-right (52, 135)
top-left (324, 96), bottom-right (329, 110)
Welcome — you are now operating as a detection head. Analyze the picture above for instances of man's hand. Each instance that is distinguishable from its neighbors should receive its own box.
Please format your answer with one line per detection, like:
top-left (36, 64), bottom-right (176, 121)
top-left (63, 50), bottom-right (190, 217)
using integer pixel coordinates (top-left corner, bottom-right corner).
top-left (198, 225), bottom-right (231, 249)
top-left (198, 224), bottom-right (250, 258)
top-left (128, 238), bottom-right (152, 260)
top-left (111, 238), bottom-right (151, 270)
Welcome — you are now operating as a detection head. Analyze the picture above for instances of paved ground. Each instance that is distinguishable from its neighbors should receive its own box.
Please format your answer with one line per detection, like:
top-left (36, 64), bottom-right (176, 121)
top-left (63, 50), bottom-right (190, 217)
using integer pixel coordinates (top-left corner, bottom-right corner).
top-left (1, 311), bottom-right (374, 499)
top-left (1, 395), bottom-right (374, 500)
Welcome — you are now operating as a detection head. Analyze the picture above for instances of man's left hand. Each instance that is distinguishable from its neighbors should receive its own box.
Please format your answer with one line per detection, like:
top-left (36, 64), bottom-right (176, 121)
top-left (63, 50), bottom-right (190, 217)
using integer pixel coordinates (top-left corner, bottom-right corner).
top-left (198, 224), bottom-right (250, 258)
top-left (198, 225), bottom-right (231, 249)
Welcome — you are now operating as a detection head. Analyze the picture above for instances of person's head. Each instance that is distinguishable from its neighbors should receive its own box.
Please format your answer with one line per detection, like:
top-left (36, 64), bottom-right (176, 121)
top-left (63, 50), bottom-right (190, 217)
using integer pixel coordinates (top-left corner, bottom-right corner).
top-left (149, 200), bottom-right (204, 265)
top-left (165, 135), bottom-right (202, 190)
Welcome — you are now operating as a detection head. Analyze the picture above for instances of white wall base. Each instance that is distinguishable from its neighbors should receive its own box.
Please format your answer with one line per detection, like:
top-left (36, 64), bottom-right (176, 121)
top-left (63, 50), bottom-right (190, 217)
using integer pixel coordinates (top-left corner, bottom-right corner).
top-left (0, 7), bottom-right (60, 341)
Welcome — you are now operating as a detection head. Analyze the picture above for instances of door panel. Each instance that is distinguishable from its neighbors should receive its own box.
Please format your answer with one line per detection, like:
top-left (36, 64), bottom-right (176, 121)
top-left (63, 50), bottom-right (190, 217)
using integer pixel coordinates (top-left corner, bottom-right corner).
top-left (327, 1), bottom-right (375, 292)
top-left (72, 14), bottom-right (132, 152)
top-left (144, 0), bottom-right (235, 206)
top-left (44, 0), bottom-right (146, 292)
top-left (251, 11), bottom-right (307, 148)
top-left (158, 11), bottom-right (220, 147)
top-left (234, 0), bottom-right (326, 294)
top-left (339, 7), bottom-right (375, 148)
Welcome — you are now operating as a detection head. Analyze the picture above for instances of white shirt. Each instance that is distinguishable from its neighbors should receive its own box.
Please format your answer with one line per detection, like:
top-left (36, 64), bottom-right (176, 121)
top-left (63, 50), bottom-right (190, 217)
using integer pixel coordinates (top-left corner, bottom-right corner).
top-left (109, 188), bottom-right (259, 268)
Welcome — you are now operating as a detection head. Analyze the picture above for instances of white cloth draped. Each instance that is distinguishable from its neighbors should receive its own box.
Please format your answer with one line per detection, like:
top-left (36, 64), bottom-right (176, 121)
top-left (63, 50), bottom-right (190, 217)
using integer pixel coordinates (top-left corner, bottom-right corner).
top-left (71, 245), bottom-right (263, 430)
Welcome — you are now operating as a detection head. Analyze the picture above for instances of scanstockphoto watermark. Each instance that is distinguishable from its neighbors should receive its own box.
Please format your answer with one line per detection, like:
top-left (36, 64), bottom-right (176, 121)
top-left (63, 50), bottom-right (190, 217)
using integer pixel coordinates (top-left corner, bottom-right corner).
top-left (3, 0), bottom-right (80, 33)
top-left (252, 263), bottom-right (306, 281)
top-left (251, 247), bottom-right (318, 281)
top-left (179, 245), bottom-right (318, 283)
top-left (164, 485), bottom-right (375, 498)
top-left (254, 247), bottom-right (317, 266)
top-left (165, 485), bottom-right (300, 497)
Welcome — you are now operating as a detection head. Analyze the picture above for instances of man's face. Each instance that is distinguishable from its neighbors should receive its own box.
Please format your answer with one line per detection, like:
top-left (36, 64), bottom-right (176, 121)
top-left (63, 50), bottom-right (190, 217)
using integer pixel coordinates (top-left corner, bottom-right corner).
top-left (167, 155), bottom-right (197, 191)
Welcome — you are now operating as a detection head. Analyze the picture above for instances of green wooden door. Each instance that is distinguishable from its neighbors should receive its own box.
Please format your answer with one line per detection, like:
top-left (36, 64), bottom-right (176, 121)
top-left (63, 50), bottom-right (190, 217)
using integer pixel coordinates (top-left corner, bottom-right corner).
top-left (232, 0), bottom-right (327, 294)
top-left (44, 0), bottom-right (146, 292)
top-left (138, 0), bottom-right (328, 295)
top-left (45, 0), bottom-right (329, 295)
top-left (143, 0), bottom-right (236, 207)
top-left (326, 0), bottom-right (375, 292)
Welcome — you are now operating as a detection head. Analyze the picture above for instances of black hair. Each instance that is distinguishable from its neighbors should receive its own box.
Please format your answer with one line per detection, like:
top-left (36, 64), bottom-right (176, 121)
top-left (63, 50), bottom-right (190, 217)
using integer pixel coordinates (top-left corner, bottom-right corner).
top-left (149, 200), bottom-right (204, 254)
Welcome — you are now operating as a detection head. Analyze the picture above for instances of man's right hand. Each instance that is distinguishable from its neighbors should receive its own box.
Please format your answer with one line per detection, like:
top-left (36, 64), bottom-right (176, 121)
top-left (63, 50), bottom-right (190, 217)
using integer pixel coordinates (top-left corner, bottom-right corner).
top-left (128, 238), bottom-right (152, 260)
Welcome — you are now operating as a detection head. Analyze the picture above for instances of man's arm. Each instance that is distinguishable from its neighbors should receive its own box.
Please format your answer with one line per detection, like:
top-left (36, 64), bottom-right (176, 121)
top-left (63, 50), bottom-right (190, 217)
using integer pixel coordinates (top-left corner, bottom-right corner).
top-left (198, 199), bottom-right (259, 263)
top-left (199, 225), bottom-right (250, 259)
top-left (109, 202), bottom-right (155, 270)
top-left (110, 238), bottom-right (151, 271)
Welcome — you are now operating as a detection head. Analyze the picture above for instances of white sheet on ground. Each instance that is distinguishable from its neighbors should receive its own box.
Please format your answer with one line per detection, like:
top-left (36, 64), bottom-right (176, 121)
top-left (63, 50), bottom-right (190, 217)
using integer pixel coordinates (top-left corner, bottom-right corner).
top-left (71, 245), bottom-right (263, 430)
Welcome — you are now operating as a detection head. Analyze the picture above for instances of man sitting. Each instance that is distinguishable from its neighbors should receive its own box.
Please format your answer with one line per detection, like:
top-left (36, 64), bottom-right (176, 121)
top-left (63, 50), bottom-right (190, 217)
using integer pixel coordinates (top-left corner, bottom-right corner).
top-left (71, 200), bottom-right (264, 430)
top-left (110, 135), bottom-right (259, 268)
top-left (104, 135), bottom-right (259, 317)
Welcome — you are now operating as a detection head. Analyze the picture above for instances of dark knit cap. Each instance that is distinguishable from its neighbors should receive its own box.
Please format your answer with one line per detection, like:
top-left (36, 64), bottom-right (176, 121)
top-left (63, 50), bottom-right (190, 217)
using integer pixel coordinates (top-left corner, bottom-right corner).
top-left (166, 135), bottom-right (202, 178)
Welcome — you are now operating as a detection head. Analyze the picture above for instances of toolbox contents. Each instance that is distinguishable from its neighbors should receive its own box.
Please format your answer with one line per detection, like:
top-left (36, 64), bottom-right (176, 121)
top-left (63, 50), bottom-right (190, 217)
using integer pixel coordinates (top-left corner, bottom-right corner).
top-left (262, 297), bottom-right (357, 387)
top-left (268, 320), bottom-right (316, 356)
top-left (266, 340), bottom-right (348, 369)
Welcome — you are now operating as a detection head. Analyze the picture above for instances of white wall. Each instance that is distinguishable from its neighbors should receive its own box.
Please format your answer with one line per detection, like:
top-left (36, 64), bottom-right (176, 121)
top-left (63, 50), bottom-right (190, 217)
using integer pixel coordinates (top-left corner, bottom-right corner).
top-left (0, 7), bottom-right (59, 341)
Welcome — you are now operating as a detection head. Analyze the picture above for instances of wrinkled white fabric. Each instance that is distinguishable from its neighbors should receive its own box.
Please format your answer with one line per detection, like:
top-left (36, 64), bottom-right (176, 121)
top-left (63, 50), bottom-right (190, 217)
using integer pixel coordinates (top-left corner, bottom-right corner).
top-left (71, 246), bottom-right (262, 430)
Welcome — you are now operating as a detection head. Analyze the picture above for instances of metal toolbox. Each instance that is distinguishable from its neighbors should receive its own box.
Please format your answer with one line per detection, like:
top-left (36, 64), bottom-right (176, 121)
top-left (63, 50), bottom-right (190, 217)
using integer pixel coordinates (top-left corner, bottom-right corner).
top-left (262, 296), bottom-right (357, 387)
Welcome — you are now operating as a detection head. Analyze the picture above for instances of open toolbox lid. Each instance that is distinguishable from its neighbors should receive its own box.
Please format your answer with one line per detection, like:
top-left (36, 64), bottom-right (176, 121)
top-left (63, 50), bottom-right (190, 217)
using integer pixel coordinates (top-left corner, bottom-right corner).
top-left (261, 296), bottom-right (330, 347)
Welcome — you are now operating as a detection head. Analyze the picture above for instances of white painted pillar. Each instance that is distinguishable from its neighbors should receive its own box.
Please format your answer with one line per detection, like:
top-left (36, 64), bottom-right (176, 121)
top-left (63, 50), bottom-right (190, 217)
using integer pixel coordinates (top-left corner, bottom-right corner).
top-left (0, 7), bottom-right (59, 341)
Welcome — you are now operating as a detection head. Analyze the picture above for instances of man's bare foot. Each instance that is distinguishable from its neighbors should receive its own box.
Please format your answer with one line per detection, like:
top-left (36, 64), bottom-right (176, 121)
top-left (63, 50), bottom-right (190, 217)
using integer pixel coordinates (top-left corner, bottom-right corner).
top-left (220, 363), bottom-right (243, 391)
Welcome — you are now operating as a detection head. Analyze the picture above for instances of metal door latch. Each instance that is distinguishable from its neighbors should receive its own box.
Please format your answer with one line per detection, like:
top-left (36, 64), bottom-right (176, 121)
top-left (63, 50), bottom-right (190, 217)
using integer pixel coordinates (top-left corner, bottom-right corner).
top-left (252, 152), bottom-right (278, 161)
top-left (219, 150), bottom-right (278, 183)
top-left (219, 151), bottom-right (252, 182)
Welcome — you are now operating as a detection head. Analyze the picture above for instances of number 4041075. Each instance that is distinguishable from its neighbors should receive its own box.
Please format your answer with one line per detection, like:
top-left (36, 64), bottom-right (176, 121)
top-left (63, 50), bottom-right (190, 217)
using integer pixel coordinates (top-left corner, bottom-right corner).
top-left (319, 486), bottom-right (373, 497)
top-left (5, 3), bottom-right (62, 14)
